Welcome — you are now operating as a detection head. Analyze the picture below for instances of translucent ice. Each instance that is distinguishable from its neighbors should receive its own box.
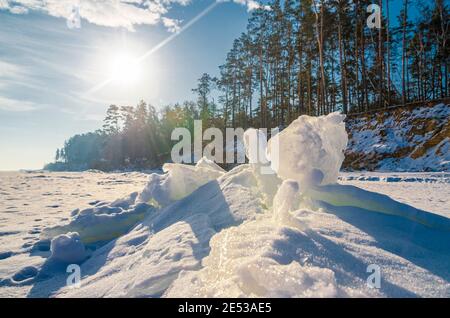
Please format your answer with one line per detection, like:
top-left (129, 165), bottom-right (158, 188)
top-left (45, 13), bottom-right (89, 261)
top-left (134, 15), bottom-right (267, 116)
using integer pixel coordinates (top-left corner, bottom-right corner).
top-left (267, 112), bottom-right (348, 186)
top-left (137, 157), bottom-right (225, 207)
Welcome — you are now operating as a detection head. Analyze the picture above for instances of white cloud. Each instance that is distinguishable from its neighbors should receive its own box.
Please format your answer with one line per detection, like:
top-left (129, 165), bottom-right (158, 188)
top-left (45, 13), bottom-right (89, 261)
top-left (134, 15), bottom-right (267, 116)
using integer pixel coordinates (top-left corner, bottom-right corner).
top-left (162, 16), bottom-right (181, 33)
top-left (220, 0), bottom-right (270, 12)
top-left (0, 0), bottom-right (191, 32)
top-left (0, 1), bottom-right (269, 32)
top-left (9, 5), bottom-right (29, 14)
top-left (0, 96), bottom-right (38, 111)
top-left (0, 0), bottom-right (29, 14)
top-left (245, 0), bottom-right (270, 11)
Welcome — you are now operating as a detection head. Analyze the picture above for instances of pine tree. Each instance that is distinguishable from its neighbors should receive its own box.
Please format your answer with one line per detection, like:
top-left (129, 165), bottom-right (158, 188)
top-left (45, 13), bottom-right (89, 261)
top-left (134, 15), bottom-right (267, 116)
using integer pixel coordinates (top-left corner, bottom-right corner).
top-left (102, 104), bottom-right (121, 135)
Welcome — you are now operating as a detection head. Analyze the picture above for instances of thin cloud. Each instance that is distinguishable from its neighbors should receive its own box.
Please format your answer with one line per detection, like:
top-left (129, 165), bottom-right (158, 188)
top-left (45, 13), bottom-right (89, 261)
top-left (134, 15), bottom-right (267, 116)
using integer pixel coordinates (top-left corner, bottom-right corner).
top-left (0, 96), bottom-right (38, 112)
top-left (0, 60), bottom-right (87, 113)
top-left (0, 60), bottom-right (27, 79)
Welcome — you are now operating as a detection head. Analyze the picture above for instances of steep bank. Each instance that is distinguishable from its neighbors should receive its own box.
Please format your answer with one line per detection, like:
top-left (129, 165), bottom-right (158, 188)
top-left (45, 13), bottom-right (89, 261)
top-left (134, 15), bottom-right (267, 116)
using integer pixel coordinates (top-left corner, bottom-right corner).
top-left (344, 102), bottom-right (450, 172)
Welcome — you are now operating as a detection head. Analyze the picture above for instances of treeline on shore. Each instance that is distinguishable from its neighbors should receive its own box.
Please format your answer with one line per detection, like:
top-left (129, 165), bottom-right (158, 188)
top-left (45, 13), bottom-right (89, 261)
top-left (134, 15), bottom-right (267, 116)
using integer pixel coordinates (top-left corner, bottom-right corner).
top-left (45, 0), bottom-right (449, 171)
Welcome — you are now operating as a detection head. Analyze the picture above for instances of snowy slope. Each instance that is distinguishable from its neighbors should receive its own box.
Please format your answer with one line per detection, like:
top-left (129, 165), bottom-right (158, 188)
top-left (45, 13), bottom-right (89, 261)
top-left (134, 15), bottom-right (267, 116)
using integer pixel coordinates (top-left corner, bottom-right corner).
top-left (344, 103), bottom-right (450, 172)
top-left (0, 112), bottom-right (449, 298)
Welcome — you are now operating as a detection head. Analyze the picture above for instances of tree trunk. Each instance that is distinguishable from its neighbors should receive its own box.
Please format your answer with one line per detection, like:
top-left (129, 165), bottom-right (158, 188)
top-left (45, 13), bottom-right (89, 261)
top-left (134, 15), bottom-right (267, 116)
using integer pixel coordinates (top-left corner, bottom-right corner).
top-left (337, 1), bottom-right (348, 114)
top-left (378, 0), bottom-right (384, 108)
top-left (386, 0), bottom-right (391, 105)
top-left (402, 0), bottom-right (408, 106)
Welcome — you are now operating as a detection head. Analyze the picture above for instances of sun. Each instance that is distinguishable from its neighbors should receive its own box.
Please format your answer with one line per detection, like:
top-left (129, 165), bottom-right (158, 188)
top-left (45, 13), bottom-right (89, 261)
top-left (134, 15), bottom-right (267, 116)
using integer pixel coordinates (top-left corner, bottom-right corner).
top-left (108, 52), bottom-right (140, 86)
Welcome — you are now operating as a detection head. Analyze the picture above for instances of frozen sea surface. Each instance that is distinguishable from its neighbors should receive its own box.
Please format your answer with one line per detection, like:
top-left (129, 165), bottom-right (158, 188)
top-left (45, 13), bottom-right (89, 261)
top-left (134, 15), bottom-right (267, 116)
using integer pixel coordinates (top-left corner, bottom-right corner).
top-left (0, 170), bottom-right (448, 297)
top-left (339, 172), bottom-right (449, 218)
top-left (0, 171), bottom-right (149, 297)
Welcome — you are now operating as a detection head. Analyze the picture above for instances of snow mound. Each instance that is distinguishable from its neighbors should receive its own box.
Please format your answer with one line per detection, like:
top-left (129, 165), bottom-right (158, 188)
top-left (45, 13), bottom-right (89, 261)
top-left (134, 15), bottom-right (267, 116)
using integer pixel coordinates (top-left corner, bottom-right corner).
top-left (56, 215), bottom-right (214, 297)
top-left (49, 232), bottom-right (87, 264)
top-left (166, 188), bottom-right (450, 298)
top-left (306, 183), bottom-right (450, 231)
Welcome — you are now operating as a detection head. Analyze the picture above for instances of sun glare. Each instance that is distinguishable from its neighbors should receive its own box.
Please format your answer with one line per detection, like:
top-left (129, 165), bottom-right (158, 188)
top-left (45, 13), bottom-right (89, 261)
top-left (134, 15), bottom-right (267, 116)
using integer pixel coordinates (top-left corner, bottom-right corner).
top-left (108, 52), bottom-right (140, 86)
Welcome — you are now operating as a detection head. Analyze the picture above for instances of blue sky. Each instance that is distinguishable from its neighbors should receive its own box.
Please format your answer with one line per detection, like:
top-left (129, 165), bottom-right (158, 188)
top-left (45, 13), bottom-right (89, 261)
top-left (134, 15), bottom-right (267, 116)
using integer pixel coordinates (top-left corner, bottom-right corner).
top-left (0, 0), bottom-right (421, 170)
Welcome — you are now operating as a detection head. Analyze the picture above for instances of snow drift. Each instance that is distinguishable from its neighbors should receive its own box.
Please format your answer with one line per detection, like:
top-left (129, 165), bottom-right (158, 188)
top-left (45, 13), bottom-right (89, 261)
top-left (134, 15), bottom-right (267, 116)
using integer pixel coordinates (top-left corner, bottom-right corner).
top-left (30, 112), bottom-right (450, 298)
top-left (40, 194), bottom-right (155, 246)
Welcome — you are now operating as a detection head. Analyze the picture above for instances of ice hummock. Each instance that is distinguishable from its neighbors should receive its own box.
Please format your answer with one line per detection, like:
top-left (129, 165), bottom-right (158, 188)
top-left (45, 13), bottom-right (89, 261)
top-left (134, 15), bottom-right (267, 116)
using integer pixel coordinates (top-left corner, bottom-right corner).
top-left (26, 112), bottom-right (450, 298)
top-left (137, 157), bottom-right (225, 208)
top-left (268, 112), bottom-right (348, 186)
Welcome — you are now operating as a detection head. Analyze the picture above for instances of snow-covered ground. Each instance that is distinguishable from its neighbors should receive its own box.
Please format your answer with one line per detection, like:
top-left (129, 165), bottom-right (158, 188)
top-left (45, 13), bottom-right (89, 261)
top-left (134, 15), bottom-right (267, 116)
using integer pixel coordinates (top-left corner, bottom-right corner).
top-left (0, 171), bottom-right (149, 297)
top-left (339, 172), bottom-right (450, 219)
top-left (0, 113), bottom-right (449, 298)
